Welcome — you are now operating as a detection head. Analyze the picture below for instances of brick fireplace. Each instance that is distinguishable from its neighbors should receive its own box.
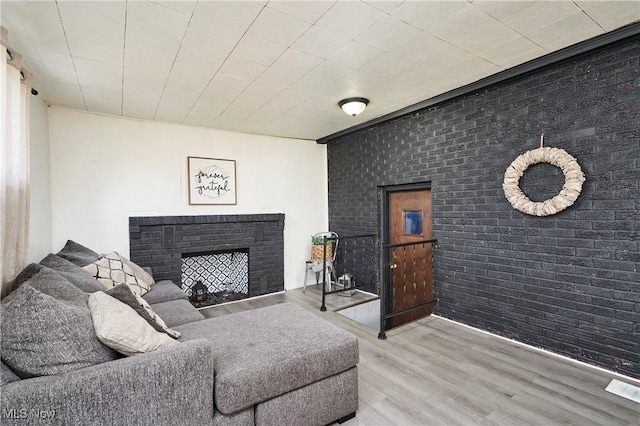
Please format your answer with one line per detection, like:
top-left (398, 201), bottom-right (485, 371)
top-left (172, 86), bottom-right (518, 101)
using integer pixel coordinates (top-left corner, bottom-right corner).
top-left (128, 214), bottom-right (284, 305)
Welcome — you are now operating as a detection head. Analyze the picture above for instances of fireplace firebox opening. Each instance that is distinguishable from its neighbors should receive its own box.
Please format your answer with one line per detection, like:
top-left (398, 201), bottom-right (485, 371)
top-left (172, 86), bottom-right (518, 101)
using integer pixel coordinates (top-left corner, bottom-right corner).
top-left (182, 249), bottom-right (249, 308)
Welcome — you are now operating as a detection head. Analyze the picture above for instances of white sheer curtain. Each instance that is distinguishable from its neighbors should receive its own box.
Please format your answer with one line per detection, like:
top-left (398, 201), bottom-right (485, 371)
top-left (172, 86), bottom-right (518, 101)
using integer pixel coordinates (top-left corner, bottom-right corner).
top-left (1, 26), bottom-right (32, 299)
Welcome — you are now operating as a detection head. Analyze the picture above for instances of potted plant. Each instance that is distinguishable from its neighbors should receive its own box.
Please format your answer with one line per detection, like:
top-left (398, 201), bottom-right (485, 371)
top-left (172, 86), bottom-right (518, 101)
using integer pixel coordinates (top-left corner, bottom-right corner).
top-left (311, 235), bottom-right (333, 261)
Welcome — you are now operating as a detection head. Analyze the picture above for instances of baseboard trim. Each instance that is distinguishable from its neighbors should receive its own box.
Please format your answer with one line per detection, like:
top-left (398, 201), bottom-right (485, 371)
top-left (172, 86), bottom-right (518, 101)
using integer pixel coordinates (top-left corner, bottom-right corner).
top-left (433, 314), bottom-right (640, 385)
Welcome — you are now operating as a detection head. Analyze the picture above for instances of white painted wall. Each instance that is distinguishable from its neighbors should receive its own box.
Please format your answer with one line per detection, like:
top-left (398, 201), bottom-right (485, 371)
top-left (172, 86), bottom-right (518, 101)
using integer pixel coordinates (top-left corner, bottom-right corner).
top-left (27, 96), bottom-right (52, 263)
top-left (48, 107), bottom-right (328, 289)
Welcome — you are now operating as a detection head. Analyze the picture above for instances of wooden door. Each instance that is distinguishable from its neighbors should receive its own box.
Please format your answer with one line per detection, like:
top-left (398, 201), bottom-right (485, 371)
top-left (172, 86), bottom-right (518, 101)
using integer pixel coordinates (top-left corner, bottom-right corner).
top-left (389, 188), bottom-right (433, 328)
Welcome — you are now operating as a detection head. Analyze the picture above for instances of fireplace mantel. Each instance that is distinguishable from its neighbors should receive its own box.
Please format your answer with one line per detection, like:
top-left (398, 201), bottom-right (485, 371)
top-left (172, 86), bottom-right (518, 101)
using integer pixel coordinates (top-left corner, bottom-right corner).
top-left (129, 214), bottom-right (284, 298)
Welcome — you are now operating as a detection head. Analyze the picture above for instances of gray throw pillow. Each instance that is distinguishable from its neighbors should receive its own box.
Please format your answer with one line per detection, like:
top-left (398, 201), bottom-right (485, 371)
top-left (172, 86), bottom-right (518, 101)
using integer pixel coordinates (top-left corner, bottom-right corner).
top-left (56, 240), bottom-right (100, 267)
top-left (5, 267), bottom-right (88, 309)
top-left (11, 262), bottom-right (45, 291)
top-left (0, 284), bottom-right (119, 379)
top-left (39, 253), bottom-right (103, 293)
top-left (106, 284), bottom-right (180, 339)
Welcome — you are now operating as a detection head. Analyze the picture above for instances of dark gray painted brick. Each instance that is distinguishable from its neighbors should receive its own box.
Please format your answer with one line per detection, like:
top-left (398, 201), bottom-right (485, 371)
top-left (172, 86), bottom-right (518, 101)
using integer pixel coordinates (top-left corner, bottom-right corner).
top-left (129, 214), bottom-right (285, 302)
top-left (327, 37), bottom-right (640, 378)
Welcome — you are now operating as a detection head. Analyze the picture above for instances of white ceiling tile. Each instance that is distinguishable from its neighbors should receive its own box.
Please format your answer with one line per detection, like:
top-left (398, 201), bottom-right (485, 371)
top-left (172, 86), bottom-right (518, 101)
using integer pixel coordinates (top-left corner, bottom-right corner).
top-left (390, 32), bottom-right (455, 63)
top-left (316, 1), bottom-right (386, 39)
top-left (173, 39), bottom-right (228, 73)
top-left (37, 81), bottom-right (86, 111)
top-left (199, 73), bottom-right (252, 104)
top-left (122, 94), bottom-right (157, 120)
top-left (247, 7), bottom-right (310, 47)
top-left (219, 57), bottom-right (267, 82)
top-left (231, 82), bottom-right (284, 112)
top-left (123, 69), bottom-right (166, 95)
top-left (124, 51), bottom-right (173, 77)
top-left (3, 0), bottom-right (638, 141)
top-left (155, 101), bottom-right (193, 123)
top-left (426, 4), bottom-right (520, 55)
top-left (291, 26), bottom-right (351, 60)
top-left (353, 53), bottom-right (418, 87)
top-left (124, 26), bottom-right (182, 60)
top-left (157, 64), bottom-right (214, 118)
top-left (270, 49), bottom-right (324, 77)
top-left (356, 15), bottom-right (422, 52)
top-left (57, 1), bottom-right (127, 25)
top-left (191, 1), bottom-right (265, 34)
top-left (27, 63), bottom-right (76, 86)
top-left (1, 1), bottom-right (67, 52)
top-left (471, 1), bottom-right (538, 21)
top-left (58, 6), bottom-right (125, 47)
top-left (495, 1), bottom-right (583, 36)
top-left (255, 67), bottom-right (303, 92)
top-left (24, 49), bottom-right (77, 80)
top-left (183, 15), bottom-right (244, 54)
top-left (231, 34), bottom-right (288, 67)
top-left (122, 74), bottom-right (165, 119)
top-left (416, 45), bottom-right (475, 72)
top-left (480, 37), bottom-right (547, 69)
top-left (126, 1), bottom-right (192, 41)
top-left (182, 101), bottom-right (228, 127)
top-left (158, 87), bottom-right (198, 109)
top-left (74, 58), bottom-right (122, 91)
top-left (67, 37), bottom-right (124, 65)
top-left (435, 56), bottom-right (501, 86)
top-left (304, 61), bottom-right (354, 84)
top-left (83, 87), bottom-right (122, 116)
top-left (575, 1), bottom-right (640, 32)
top-left (241, 108), bottom-right (285, 131)
top-left (391, 0), bottom-right (468, 30)
top-left (267, 1), bottom-right (336, 24)
top-left (149, 1), bottom-right (198, 15)
top-left (211, 105), bottom-right (254, 128)
top-left (364, 1), bottom-right (405, 14)
top-left (527, 11), bottom-right (604, 51)
top-left (287, 73), bottom-right (337, 96)
top-left (328, 40), bottom-right (384, 69)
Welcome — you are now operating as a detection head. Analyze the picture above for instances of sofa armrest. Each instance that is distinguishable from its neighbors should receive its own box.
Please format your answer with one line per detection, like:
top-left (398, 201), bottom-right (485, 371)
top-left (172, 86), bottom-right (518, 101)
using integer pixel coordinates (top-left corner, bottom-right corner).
top-left (1, 339), bottom-right (214, 425)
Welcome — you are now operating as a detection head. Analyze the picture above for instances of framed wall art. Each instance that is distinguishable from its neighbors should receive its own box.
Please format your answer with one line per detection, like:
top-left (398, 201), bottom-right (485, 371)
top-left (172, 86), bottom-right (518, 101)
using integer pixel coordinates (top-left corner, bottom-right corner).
top-left (188, 156), bottom-right (237, 205)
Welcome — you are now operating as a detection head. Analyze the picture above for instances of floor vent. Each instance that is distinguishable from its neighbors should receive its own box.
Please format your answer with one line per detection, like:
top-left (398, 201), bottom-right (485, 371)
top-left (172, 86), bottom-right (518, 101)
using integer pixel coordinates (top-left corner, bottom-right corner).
top-left (605, 379), bottom-right (640, 403)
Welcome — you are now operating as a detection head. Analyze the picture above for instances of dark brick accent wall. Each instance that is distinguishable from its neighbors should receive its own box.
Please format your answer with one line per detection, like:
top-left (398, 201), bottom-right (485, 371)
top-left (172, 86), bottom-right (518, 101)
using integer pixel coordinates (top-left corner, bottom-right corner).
top-left (327, 37), bottom-right (639, 378)
top-left (129, 214), bottom-right (285, 297)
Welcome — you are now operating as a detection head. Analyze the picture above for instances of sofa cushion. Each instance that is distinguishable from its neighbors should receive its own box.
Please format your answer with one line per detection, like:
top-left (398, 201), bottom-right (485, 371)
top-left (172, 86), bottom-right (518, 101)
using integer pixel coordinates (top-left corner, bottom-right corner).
top-left (56, 239), bottom-right (100, 267)
top-left (83, 252), bottom-right (150, 297)
top-left (1, 284), bottom-right (118, 379)
top-left (39, 253), bottom-right (104, 293)
top-left (175, 303), bottom-right (359, 414)
top-left (1, 361), bottom-right (20, 386)
top-left (5, 267), bottom-right (88, 309)
top-left (148, 299), bottom-right (205, 328)
top-left (106, 284), bottom-right (180, 339)
top-left (88, 292), bottom-right (178, 357)
top-left (142, 280), bottom-right (188, 304)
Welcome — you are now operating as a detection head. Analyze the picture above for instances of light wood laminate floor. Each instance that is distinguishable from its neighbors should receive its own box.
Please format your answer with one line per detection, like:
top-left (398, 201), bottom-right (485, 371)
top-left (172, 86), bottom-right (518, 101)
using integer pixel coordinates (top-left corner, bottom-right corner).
top-left (200, 285), bottom-right (639, 426)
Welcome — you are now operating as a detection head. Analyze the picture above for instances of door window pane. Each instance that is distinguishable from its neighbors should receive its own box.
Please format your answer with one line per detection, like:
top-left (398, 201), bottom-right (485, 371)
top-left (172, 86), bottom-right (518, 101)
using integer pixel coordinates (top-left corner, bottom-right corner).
top-left (405, 211), bottom-right (423, 235)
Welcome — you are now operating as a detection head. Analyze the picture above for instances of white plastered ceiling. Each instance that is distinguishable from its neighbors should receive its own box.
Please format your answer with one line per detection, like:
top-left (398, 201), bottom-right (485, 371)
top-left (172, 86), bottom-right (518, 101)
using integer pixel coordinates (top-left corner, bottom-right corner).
top-left (1, 0), bottom-right (638, 141)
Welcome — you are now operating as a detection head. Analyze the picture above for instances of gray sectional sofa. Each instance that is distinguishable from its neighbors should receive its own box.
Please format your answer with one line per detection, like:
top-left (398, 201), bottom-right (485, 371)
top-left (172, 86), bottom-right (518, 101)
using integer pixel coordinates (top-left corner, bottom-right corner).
top-left (1, 241), bottom-right (359, 425)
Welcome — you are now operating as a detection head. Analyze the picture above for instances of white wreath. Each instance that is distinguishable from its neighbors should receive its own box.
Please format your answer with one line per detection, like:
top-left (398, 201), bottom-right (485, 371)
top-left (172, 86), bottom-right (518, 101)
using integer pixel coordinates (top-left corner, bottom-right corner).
top-left (503, 146), bottom-right (585, 216)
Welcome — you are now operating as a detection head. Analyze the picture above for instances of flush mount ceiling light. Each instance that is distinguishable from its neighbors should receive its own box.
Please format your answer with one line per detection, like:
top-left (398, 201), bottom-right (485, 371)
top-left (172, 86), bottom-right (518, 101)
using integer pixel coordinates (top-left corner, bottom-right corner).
top-left (338, 97), bottom-right (369, 117)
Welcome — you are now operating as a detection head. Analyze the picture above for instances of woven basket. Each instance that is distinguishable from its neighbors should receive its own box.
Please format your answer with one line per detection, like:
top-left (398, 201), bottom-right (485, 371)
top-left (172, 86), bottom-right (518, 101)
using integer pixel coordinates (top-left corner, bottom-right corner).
top-left (311, 244), bottom-right (333, 260)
